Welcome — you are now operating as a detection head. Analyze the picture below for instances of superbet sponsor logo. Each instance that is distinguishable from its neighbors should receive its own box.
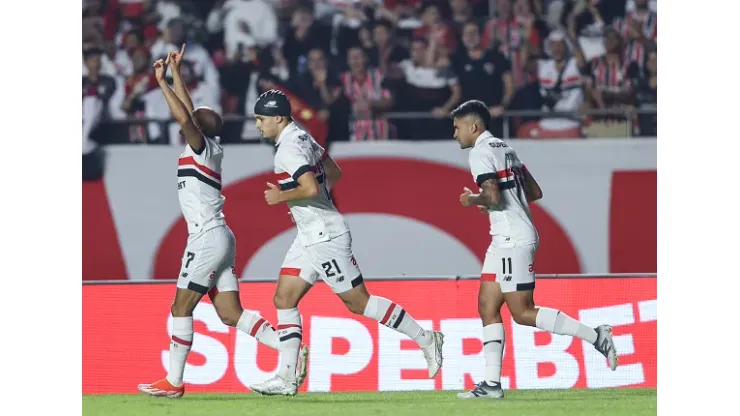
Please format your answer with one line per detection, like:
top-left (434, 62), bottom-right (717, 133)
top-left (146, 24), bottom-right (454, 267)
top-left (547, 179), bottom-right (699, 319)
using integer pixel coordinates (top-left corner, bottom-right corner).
top-left (161, 301), bottom-right (656, 392)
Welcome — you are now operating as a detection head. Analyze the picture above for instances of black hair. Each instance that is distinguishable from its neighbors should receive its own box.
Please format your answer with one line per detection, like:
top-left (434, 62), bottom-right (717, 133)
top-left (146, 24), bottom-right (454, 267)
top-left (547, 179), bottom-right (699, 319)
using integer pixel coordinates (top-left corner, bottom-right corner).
top-left (450, 100), bottom-right (491, 131)
top-left (83, 46), bottom-right (104, 59)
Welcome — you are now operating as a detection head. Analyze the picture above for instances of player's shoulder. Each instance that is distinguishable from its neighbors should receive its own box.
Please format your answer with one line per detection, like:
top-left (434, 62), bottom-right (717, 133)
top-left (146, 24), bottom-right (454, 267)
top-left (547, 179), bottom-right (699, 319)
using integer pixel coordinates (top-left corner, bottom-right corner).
top-left (475, 135), bottom-right (509, 152)
top-left (205, 136), bottom-right (223, 151)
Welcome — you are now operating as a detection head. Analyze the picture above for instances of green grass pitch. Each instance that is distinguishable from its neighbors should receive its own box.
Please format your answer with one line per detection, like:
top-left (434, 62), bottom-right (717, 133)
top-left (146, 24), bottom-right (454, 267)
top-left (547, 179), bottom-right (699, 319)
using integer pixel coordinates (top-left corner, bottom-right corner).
top-left (83, 388), bottom-right (656, 416)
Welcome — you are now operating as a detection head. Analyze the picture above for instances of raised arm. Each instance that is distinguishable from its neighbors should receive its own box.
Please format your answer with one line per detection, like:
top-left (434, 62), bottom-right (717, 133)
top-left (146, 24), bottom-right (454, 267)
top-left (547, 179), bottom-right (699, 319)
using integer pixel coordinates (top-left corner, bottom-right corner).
top-left (167, 44), bottom-right (195, 113)
top-left (153, 59), bottom-right (204, 153)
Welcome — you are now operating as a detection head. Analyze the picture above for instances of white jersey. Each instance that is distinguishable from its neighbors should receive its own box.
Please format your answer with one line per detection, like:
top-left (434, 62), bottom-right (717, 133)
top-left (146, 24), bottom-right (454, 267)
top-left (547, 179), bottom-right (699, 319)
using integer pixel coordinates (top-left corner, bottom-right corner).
top-left (274, 122), bottom-right (349, 246)
top-left (177, 137), bottom-right (227, 234)
top-left (468, 131), bottom-right (538, 245)
top-left (537, 57), bottom-right (584, 113)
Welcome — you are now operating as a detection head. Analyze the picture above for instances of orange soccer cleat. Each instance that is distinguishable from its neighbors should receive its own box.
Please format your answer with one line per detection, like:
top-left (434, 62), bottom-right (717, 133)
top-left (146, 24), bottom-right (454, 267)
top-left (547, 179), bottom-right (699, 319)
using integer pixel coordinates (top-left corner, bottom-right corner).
top-left (137, 378), bottom-right (185, 398)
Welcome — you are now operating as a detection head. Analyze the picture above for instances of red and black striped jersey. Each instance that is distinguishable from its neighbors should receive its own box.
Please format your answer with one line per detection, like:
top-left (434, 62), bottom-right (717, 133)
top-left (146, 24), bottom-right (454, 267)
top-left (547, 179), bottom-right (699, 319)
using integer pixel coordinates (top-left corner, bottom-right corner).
top-left (468, 132), bottom-right (538, 245)
top-left (177, 137), bottom-right (226, 235)
top-left (273, 123), bottom-right (349, 247)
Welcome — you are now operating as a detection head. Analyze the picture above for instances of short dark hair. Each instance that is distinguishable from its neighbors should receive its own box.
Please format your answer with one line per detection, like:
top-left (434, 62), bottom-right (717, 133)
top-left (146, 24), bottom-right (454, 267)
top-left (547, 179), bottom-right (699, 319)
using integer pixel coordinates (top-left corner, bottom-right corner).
top-left (450, 100), bottom-right (491, 130)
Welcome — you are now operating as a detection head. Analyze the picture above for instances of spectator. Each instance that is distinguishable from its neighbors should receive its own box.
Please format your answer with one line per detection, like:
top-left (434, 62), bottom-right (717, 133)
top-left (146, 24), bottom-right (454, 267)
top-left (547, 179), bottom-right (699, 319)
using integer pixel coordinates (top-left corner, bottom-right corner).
top-left (112, 46), bottom-right (158, 142)
top-left (612, 0), bottom-right (656, 68)
top-left (397, 37), bottom-right (461, 140)
top-left (340, 46), bottom-right (395, 141)
top-left (453, 21), bottom-right (513, 137)
top-left (297, 48), bottom-right (350, 145)
top-left (630, 45), bottom-right (656, 137)
top-left (483, 0), bottom-right (541, 88)
top-left (414, 2), bottom-right (458, 55)
top-left (368, 20), bottom-right (409, 74)
top-left (584, 27), bottom-right (639, 136)
top-left (283, 6), bottom-right (333, 77)
top-left (219, 45), bottom-right (279, 141)
top-left (448, 0), bottom-right (475, 35)
top-left (219, 0), bottom-right (279, 61)
top-left (82, 0), bottom-right (119, 42)
top-left (155, 0), bottom-right (183, 31)
top-left (113, 30), bottom-right (145, 76)
top-left (536, 30), bottom-right (585, 135)
top-left (82, 20), bottom-right (117, 78)
top-left (121, 0), bottom-right (162, 41)
top-left (151, 18), bottom-right (220, 97)
top-left (83, 46), bottom-right (117, 155)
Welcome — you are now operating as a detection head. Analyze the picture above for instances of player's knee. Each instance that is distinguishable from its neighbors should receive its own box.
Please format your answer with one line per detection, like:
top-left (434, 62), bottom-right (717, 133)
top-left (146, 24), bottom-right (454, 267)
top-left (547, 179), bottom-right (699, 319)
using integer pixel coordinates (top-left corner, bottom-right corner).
top-left (218, 311), bottom-right (241, 327)
top-left (477, 295), bottom-right (499, 321)
top-left (273, 291), bottom-right (298, 310)
top-left (510, 308), bottom-right (536, 326)
top-left (170, 302), bottom-right (194, 317)
top-left (343, 298), bottom-right (367, 315)
top-left (510, 310), bottom-right (526, 325)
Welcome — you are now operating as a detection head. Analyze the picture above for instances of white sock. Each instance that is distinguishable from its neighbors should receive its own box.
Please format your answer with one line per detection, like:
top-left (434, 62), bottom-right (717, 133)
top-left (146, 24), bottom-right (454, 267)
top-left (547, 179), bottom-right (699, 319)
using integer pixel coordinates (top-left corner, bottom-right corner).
top-left (363, 295), bottom-right (433, 348)
top-left (483, 323), bottom-right (504, 385)
top-left (166, 316), bottom-right (193, 387)
top-left (236, 311), bottom-right (279, 349)
top-left (535, 307), bottom-right (597, 344)
top-left (276, 308), bottom-right (302, 381)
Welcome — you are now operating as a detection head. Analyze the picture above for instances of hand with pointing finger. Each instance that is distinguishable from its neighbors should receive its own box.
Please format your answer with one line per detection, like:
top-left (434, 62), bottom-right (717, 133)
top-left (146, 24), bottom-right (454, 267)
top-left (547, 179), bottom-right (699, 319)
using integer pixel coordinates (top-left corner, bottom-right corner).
top-left (166, 43), bottom-right (186, 73)
top-left (264, 182), bottom-right (282, 205)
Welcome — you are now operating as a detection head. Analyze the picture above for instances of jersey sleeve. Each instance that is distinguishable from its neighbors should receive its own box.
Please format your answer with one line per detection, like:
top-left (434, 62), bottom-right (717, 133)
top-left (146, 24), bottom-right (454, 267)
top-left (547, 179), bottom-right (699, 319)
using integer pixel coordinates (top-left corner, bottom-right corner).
top-left (276, 144), bottom-right (313, 181)
top-left (189, 136), bottom-right (221, 164)
top-left (469, 148), bottom-right (498, 188)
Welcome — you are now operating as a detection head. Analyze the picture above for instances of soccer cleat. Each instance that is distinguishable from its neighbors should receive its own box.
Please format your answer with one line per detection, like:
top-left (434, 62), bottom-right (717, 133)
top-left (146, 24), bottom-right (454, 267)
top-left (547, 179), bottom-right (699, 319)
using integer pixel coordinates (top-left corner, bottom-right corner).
top-left (457, 381), bottom-right (505, 399)
top-left (137, 378), bottom-right (184, 398)
top-left (422, 331), bottom-right (444, 378)
top-left (295, 344), bottom-right (309, 388)
top-left (593, 324), bottom-right (619, 370)
top-left (248, 375), bottom-right (298, 396)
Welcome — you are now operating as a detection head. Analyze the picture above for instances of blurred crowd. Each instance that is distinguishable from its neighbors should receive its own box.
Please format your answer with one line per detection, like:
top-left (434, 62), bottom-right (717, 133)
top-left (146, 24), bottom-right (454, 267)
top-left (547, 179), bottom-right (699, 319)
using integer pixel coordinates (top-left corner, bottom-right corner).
top-left (82, 0), bottom-right (657, 151)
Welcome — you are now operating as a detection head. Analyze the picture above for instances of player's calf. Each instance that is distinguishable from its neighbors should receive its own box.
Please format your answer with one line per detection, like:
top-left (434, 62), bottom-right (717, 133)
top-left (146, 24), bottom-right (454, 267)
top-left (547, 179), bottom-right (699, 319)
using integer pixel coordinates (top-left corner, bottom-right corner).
top-left (339, 284), bottom-right (444, 378)
top-left (138, 288), bottom-right (202, 396)
top-left (212, 291), bottom-right (281, 349)
top-left (273, 275), bottom-right (311, 380)
top-left (506, 291), bottom-right (619, 371)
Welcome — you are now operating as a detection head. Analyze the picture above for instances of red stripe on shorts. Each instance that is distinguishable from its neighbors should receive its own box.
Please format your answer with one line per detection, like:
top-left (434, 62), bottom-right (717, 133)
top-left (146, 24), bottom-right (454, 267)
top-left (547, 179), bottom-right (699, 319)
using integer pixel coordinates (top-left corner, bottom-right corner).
top-left (481, 273), bottom-right (497, 281)
top-left (280, 267), bottom-right (301, 277)
top-left (277, 324), bottom-right (302, 330)
top-left (208, 287), bottom-right (219, 300)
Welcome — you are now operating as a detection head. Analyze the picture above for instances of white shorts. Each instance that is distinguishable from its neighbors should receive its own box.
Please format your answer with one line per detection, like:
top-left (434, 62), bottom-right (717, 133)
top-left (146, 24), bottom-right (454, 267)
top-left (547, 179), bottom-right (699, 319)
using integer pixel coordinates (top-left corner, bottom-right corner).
top-left (176, 225), bottom-right (239, 298)
top-left (481, 240), bottom-right (538, 293)
top-left (280, 232), bottom-right (363, 293)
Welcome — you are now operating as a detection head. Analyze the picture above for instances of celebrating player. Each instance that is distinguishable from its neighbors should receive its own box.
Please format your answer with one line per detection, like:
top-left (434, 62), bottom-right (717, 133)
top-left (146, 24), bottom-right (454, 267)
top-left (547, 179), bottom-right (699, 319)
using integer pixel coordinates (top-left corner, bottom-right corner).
top-left (247, 90), bottom-right (445, 396)
top-left (451, 100), bottom-right (618, 399)
top-left (137, 48), bottom-right (307, 399)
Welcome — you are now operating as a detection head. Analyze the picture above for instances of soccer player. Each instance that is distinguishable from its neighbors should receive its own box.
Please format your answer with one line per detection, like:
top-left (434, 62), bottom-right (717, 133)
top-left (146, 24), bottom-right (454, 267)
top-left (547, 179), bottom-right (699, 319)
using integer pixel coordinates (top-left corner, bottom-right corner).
top-left (451, 100), bottom-right (619, 399)
top-left (137, 47), bottom-right (307, 398)
top-left (247, 90), bottom-right (445, 396)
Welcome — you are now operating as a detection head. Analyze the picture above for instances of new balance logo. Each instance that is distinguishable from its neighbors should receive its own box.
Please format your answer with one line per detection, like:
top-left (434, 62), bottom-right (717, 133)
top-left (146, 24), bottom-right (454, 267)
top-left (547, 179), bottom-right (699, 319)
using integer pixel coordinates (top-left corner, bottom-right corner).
top-left (503, 275), bottom-right (512, 282)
